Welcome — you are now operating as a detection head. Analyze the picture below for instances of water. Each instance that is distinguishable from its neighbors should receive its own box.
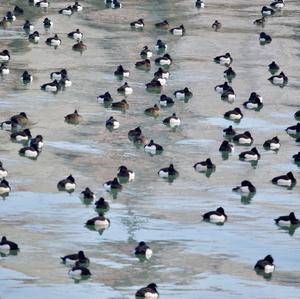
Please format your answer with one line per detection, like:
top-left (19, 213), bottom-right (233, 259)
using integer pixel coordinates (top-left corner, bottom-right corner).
top-left (1, 0), bottom-right (300, 298)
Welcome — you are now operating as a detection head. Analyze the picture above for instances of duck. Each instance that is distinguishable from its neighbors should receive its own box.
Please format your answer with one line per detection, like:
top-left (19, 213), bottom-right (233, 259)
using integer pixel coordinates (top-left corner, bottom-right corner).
top-left (72, 2), bottom-right (83, 11)
top-left (294, 111), bottom-right (300, 119)
top-left (146, 80), bottom-right (162, 92)
top-left (114, 65), bottom-right (129, 77)
top-left (263, 136), bottom-right (280, 150)
top-left (111, 99), bottom-right (129, 109)
top-left (30, 135), bottom-right (44, 150)
top-left (212, 20), bottom-right (222, 31)
top-left (57, 175), bottom-right (76, 192)
top-left (259, 32), bottom-right (272, 44)
top-left (268, 61), bottom-right (279, 74)
top-left (106, 116), bottom-right (120, 129)
top-left (23, 20), bottom-right (34, 31)
top-left (117, 82), bottom-right (133, 95)
top-left (72, 41), bottom-right (87, 51)
top-left (59, 75), bottom-right (72, 87)
top-left (158, 164), bottom-right (178, 178)
top-left (0, 179), bottom-right (11, 195)
top-left (270, 0), bottom-right (285, 10)
top-left (103, 177), bottom-right (122, 190)
top-left (51, 69), bottom-right (67, 80)
top-left (293, 152), bottom-right (300, 162)
top-left (224, 107), bottom-right (243, 121)
top-left (163, 113), bottom-right (181, 127)
top-left (68, 261), bottom-right (91, 278)
top-left (0, 63), bottom-right (9, 75)
top-left (140, 46), bottom-right (152, 58)
top-left (13, 5), bottom-right (24, 15)
top-left (194, 158), bottom-right (216, 172)
top-left (243, 92), bottom-right (263, 109)
top-left (136, 283), bottom-right (159, 299)
top-left (43, 17), bottom-right (53, 27)
top-left (1, 112), bottom-right (28, 128)
top-left (0, 162), bottom-right (8, 178)
top-left (41, 80), bottom-right (61, 92)
top-left (170, 24), bottom-right (185, 35)
top-left (174, 87), bottom-right (193, 100)
top-left (214, 52), bottom-right (232, 66)
top-left (239, 147), bottom-right (260, 161)
top-left (286, 123), bottom-right (300, 135)
top-left (80, 187), bottom-right (96, 200)
top-left (144, 140), bottom-right (164, 153)
top-left (154, 67), bottom-right (169, 79)
top-left (86, 213), bottom-right (110, 228)
top-left (155, 20), bottom-right (169, 29)
top-left (97, 92), bottom-right (113, 104)
top-left (159, 94), bottom-right (174, 106)
top-left (0, 18), bottom-right (8, 29)
top-left (135, 241), bottom-right (153, 259)
top-left (0, 50), bottom-right (10, 62)
top-left (253, 17), bottom-right (266, 26)
top-left (35, 0), bottom-right (49, 8)
top-left (21, 71), bottom-right (33, 83)
top-left (214, 82), bottom-right (232, 94)
top-left (203, 207), bottom-right (227, 223)
top-left (5, 11), bottom-right (16, 21)
top-left (65, 110), bottom-right (82, 124)
top-left (128, 127), bottom-right (142, 139)
top-left (274, 212), bottom-right (300, 226)
top-left (19, 144), bottom-right (39, 159)
top-left (45, 34), bottom-right (61, 46)
top-left (155, 39), bottom-right (167, 51)
top-left (117, 165), bottom-right (135, 181)
top-left (219, 140), bottom-right (234, 152)
top-left (144, 105), bottom-right (160, 117)
top-left (0, 236), bottom-right (19, 251)
top-left (224, 67), bottom-right (236, 80)
top-left (195, 0), bottom-right (205, 8)
top-left (271, 172), bottom-right (296, 187)
top-left (221, 89), bottom-right (236, 103)
top-left (268, 72), bottom-right (288, 85)
top-left (68, 29), bottom-right (83, 40)
top-left (135, 59), bottom-right (151, 71)
top-left (223, 125), bottom-right (236, 136)
top-left (59, 6), bottom-right (74, 15)
top-left (155, 53), bottom-right (172, 66)
top-left (28, 31), bottom-right (39, 43)
top-left (95, 197), bottom-right (110, 210)
top-left (61, 250), bottom-right (89, 266)
top-left (10, 128), bottom-right (32, 142)
top-left (232, 180), bottom-right (256, 193)
top-left (111, 0), bottom-right (122, 9)
top-left (233, 131), bottom-right (253, 145)
top-left (261, 6), bottom-right (275, 16)
top-left (254, 255), bottom-right (275, 273)
top-left (130, 18), bottom-right (144, 29)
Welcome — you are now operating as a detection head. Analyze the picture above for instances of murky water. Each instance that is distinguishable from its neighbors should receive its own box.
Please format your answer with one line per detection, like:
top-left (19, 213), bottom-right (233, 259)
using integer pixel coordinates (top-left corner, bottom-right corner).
top-left (1, 0), bottom-right (300, 298)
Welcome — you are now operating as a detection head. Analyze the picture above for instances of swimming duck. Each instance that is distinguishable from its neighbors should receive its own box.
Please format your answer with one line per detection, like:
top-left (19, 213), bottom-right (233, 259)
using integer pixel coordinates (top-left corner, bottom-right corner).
top-left (194, 158), bottom-right (216, 172)
top-left (243, 92), bottom-right (263, 109)
top-left (13, 6), bottom-right (24, 15)
top-left (61, 250), bottom-right (89, 266)
top-left (23, 20), bottom-right (34, 31)
top-left (195, 0), bottom-right (205, 8)
top-left (43, 17), bottom-right (53, 27)
top-left (95, 197), bottom-right (110, 210)
top-left (5, 12), bottom-right (16, 21)
top-left (270, 0), bottom-right (285, 9)
top-left (28, 31), bottom-right (39, 43)
top-left (80, 187), bottom-right (95, 201)
top-left (219, 140), bottom-right (234, 152)
top-left (97, 92), bottom-right (113, 104)
top-left (158, 164), bottom-right (178, 178)
top-left (111, 99), bottom-right (129, 109)
top-left (155, 39), bottom-right (167, 51)
top-left (146, 80), bottom-right (162, 92)
top-left (21, 71), bottom-right (33, 83)
top-left (114, 65), bottom-right (129, 77)
top-left (214, 52), bottom-right (232, 66)
top-left (159, 94), bottom-right (174, 106)
top-left (239, 147), bottom-right (260, 161)
top-left (232, 180), bottom-right (256, 193)
top-left (233, 131), bottom-right (253, 145)
top-left (293, 152), bottom-right (300, 162)
top-left (0, 179), bottom-right (10, 195)
top-left (103, 177), bottom-right (122, 190)
top-left (51, 69), bottom-right (67, 80)
top-left (135, 59), bottom-right (151, 71)
top-left (203, 207), bottom-right (227, 223)
top-left (30, 135), bottom-right (44, 150)
top-left (10, 128), bottom-right (32, 142)
top-left (35, 0), bottom-right (49, 8)
top-left (0, 162), bottom-right (8, 178)
top-left (253, 17), bottom-right (266, 26)
top-left (41, 80), bottom-right (61, 92)
top-left (128, 127), bottom-right (142, 139)
top-left (136, 283), bottom-right (159, 299)
top-left (224, 107), bottom-right (243, 121)
top-left (268, 71), bottom-right (288, 86)
top-left (1, 112), bottom-right (28, 128)
top-left (0, 63), bottom-right (9, 75)
top-left (169, 24), bottom-right (185, 35)
top-left (68, 261), bottom-right (91, 278)
top-left (214, 82), bottom-right (231, 94)
top-left (0, 50), bottom-right (10, 62)
top-left (0, 18), bottom-right (8, 29)
top-left (155, 53), bottom-right (172, 66)
top-left (221, 89), bottom-right (236, 103)
top-left (140, 46), bottom-right (152, 58)
top-left (174, 87), bottom-right (193, 100)
top-left (59, 6), bottom-right (74, 15)
top-left (263, 136), bottom-right (280, 150)
top-left (144, 140), bottom-right (164, 153)
top-left (46, 34), bottom-right (61, 46)
top-left (106, 116), bottom-right (120, 129)
top-left (117, 82), bottom-right (133, 95)
top-left (0, 236), bottom-right (18, 251)
top-left (72, 41), bottom-right (87, 51)
top-left (268, 61), bottom-right (279, 74)
top-left (65, 110), bottom-right (82, 124)
top-left (68, 29), bottom-right (83, 40)
top-left (272, 172), bottom-right (296, 187)
top-left (19, 144), bottom-right (39, 159)
top-left (57, 175), bottom-right (76, 192)
top-left (155, 20), bottom-right (169, 29)
top-left (286, 123), bottom-right (300, 135)
top-left (72, 2), bottom-right (83, 11)
top-left (224, 67), bottom-right (236, 80)
top-left (259, 32), bottom-right (272, 44)
top-left (154, 67), bottom-right (169, 79)
top-left (212, 20), bottom-right (222, 31)
top-left (111, 0), bottom-right (122, 9)
top-left (163, 113), bottom-right (181, 127)
top-left (144, 104), bottom-right (160, 117)
top-left (254, 255), bottom-right (275, 273)
top-left (117, 165), bottom-right (135, 181)
top-left (135, 241), bottom-right (153, 259)
top-left (274, 212), bottom-right (300, 226)
top-left (294, 111), bottom-right (300, 120)
top-left (130, 18), bottom-right (144, 29)
top-left (261, 6), bottom-right (275, 16)
top-left (223, 125), bottom-right (236, 136)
